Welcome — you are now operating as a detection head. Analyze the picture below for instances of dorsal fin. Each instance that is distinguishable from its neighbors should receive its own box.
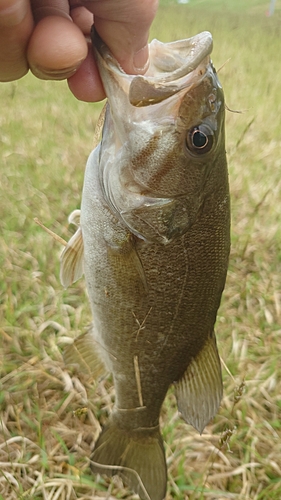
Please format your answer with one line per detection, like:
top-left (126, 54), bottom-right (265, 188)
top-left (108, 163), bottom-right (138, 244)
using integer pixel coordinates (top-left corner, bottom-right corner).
top-left (60, 227), bottom-right (84, 288)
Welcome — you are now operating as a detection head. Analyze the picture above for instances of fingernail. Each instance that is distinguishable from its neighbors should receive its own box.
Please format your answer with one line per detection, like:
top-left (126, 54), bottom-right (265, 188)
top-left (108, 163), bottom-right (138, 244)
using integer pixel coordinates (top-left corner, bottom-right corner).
top-left (133, 45), bottom-right (149, 73)
top-left (30, 63), bottom-right (80, 81)
top-left (0, 0), bottom-right (28, 27)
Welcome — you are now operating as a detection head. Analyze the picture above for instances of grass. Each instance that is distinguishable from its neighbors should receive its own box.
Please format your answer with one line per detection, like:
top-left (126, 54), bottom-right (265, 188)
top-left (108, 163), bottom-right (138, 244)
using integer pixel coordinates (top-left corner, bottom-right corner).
top-left (0, 0), bottom-right (280, 498)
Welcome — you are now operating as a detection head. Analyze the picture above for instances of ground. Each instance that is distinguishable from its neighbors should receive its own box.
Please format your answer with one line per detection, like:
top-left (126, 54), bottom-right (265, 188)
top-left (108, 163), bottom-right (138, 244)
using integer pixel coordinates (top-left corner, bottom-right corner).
top-left (0, 1), bottom-right (280, 499)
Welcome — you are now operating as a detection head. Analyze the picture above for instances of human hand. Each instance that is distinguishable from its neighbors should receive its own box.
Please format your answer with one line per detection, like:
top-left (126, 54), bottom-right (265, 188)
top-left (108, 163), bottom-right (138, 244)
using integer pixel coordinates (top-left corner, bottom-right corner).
top-left (0, 0), bottom-right (158, 101)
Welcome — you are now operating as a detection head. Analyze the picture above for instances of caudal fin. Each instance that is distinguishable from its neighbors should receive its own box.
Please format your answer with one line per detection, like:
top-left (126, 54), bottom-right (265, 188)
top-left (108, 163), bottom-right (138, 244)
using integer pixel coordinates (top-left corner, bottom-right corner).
top-left (90, 415), bottom-right (167, 500)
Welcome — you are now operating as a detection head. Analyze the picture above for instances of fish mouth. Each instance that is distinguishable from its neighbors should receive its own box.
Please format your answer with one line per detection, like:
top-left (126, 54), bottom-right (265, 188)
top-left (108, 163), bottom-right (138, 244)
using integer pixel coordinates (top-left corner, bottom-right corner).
top-left (93, 29), bottom-right (213, 107)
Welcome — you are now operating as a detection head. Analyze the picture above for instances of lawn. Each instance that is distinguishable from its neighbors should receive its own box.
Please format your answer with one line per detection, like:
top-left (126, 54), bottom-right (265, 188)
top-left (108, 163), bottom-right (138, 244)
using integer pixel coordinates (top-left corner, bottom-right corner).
top-left (0, 1), bottom-right (280, 499)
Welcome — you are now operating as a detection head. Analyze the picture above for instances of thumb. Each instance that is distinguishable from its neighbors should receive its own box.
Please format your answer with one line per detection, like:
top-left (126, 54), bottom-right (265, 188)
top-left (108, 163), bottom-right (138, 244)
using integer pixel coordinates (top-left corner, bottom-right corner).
top-left (81, 0), bottom-right (158, 74)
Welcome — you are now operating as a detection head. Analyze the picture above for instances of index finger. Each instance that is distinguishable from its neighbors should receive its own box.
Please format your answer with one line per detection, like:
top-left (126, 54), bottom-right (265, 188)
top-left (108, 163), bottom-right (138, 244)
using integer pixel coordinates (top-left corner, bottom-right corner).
top-left (0, 0), bottom-right (34, 81)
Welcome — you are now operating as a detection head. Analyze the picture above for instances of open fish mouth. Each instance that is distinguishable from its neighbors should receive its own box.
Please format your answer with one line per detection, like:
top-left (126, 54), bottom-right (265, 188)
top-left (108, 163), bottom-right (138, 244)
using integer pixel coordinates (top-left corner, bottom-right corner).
top-left (93, 30), bottom-right (213, 107)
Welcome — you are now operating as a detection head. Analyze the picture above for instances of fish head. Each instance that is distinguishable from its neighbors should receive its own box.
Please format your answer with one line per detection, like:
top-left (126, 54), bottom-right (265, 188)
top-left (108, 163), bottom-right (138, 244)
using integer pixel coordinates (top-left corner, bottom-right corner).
top-left (93, 31), bottom-right (227, 243)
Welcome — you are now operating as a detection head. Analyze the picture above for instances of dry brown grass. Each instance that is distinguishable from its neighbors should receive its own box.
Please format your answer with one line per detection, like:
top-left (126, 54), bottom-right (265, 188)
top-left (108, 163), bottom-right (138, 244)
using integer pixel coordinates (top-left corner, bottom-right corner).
top-left (1, 1), bottom-right (281, 499)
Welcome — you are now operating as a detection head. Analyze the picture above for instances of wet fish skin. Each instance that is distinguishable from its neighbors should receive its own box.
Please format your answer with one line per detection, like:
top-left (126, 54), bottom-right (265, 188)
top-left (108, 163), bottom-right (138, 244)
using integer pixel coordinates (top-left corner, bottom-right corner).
top-left (60, 31), bottom-right (230, 500)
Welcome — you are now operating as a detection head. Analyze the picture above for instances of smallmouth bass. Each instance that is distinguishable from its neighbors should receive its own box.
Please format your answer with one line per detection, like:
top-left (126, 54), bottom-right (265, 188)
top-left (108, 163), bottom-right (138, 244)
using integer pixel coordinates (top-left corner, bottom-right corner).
top-left (60, 30), bottom-right (230, 500)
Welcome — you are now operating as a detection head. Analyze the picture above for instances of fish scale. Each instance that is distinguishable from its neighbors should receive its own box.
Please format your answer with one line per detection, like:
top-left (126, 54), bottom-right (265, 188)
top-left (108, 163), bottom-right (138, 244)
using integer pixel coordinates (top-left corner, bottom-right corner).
top-left (60, 29), bottom-right (230, 500)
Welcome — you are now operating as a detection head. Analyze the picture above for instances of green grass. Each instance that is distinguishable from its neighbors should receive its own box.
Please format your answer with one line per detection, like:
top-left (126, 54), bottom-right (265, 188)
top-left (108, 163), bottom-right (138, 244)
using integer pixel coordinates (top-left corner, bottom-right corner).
top-left (1, 0), bottom-right (281, 499)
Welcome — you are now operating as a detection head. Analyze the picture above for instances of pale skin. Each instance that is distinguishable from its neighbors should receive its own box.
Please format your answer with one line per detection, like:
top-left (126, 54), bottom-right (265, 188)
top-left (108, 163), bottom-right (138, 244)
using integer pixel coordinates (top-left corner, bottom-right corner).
top-left (0, 0), bottom-right (158, 101)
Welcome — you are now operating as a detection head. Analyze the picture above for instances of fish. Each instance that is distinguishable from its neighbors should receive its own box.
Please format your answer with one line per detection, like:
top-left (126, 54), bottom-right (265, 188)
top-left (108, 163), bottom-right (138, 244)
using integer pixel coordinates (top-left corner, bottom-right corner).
top-left (60, 29), bottom-right (230, 500)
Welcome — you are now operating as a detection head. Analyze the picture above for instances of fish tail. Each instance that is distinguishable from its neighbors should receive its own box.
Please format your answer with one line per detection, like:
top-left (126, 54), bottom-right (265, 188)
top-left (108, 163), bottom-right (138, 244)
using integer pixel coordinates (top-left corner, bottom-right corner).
top-left (90, 414), bottom-right (167, 500)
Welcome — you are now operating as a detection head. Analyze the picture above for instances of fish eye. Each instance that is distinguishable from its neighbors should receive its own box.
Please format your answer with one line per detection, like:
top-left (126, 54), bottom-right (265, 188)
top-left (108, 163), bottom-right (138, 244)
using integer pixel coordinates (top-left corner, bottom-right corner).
top-left (186, 124), bottom-right (214, 155)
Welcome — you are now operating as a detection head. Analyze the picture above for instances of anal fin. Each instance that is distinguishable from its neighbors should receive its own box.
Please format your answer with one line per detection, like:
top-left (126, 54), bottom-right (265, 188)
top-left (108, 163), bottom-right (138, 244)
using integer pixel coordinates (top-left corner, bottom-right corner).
top-left (91, 412), bottom-right (167, 500)
top-left (174, 331), bottom-right (223, 434)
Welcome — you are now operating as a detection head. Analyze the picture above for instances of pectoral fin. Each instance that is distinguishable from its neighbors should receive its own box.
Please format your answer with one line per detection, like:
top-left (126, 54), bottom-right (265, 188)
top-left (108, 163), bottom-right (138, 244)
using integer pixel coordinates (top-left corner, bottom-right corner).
top-left (174, 332), bottom-right (223, 434)
top-left (60, 227), bottom-right (84, 288)
top-left (106, 234), bottom-right (148, 293)
top-left (63, 329), bottom-right (106, 378)
top-left (120, 246), bottom-right (148, 293)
